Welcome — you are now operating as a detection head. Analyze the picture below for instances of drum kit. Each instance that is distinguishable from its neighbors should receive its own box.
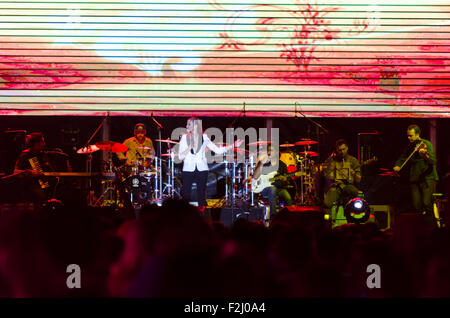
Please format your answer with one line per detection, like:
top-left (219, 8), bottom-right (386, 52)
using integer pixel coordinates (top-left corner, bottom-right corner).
top-left (221, 138), bottom-right (320, 208)
top-left (279, 138), bottom-right (319, 205)
top-left (76, 139), bottom-right (181, 207)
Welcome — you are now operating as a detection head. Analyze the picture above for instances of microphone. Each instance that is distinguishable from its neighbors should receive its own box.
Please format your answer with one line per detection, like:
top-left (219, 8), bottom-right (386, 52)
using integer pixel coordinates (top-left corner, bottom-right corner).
top-left (151, 112), bottom-right (163, 129)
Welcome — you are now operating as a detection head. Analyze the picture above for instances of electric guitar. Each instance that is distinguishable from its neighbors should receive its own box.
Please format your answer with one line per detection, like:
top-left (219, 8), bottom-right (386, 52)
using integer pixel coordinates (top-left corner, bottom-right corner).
top-left (252, 171), bottom-right (304, 193)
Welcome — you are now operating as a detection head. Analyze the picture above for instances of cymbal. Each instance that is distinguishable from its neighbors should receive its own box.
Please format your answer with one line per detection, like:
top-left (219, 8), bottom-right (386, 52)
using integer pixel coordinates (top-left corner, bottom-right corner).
top-left (248, 140), bottom-right (271, 146)
top-left (234, 148), bottom-right (250, 155)
top-left (299, 151), bottom-right (319, 157)
top-left (295, 139), bottom-right (318, 146)
top-left (77, 145), bottom-right (100, 154)
top-left (280, 143), bottom-right (295, 147)
top-left (155, 139), bottom-right (179, 144)
top-left (136, 146), bottom-right (153, 150)
top-left (379, 171), bottom-right (396, 176)
top-left (96, 141), bottom-right (128, 153)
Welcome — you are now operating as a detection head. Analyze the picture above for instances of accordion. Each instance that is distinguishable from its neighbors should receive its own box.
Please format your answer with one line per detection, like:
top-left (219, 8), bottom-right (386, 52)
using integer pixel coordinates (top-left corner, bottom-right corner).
top-left (29, 156), bottom-right (50, 189)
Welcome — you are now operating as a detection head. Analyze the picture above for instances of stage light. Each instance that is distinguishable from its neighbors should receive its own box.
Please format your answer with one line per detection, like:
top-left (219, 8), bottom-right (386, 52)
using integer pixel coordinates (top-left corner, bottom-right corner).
top-left (344, 198), bottom-right (370, 224)
top-left (354, 200), bottom-right (363, 209)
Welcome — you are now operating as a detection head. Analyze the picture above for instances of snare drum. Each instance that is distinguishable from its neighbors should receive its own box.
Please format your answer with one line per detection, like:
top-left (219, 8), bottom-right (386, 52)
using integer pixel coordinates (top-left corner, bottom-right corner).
top-left (130, 159), bottom-right (155, 176)
top-left (130, 160), bottom-right (143, 175)
top-left (140, 168), bottom-right (156, 179)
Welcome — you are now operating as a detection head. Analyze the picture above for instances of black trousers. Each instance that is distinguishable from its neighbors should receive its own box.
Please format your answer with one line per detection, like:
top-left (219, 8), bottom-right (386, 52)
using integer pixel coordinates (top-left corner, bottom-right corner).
top-left (181, 169), bottom-right (209, 207)
top-left (411, 179), bottom-right (436, 226)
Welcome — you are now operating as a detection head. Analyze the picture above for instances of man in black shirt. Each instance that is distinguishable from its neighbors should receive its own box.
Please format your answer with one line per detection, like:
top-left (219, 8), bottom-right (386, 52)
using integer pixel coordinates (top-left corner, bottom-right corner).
top-left (393, 124), bottom-right (438, 226)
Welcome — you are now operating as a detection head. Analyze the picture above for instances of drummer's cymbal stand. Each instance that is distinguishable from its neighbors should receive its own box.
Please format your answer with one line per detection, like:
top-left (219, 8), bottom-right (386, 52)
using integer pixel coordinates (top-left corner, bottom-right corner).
top-left (162, 149), bottom-right (181, 199)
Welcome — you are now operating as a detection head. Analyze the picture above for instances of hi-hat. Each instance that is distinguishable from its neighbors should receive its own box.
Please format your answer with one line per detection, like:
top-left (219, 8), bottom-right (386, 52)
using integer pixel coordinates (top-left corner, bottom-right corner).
top-left (77, 145), bottom-right (100, 154)
top-left (96, 141), bottom-right (128, 153)
top-left (295, 139), bottom-right (318, 146)
top-left (299, 151), bottom-right (319, 157)
top-left (280, 143), bottom-right (295, 147)
top-left (248, 140), bottom-right (271, 146)
top-left (155, 139), bottom-right (179, 144)
top-left (234, 148), bottom-right (250, 155)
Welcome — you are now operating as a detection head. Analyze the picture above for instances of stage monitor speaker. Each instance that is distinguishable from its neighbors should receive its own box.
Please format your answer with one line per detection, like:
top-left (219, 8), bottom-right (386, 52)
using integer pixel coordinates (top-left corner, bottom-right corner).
top-left (273, 207), bottom-right (328, 232)
top-left (219, 207), bottom-right (267, 228)
top-left (370, 205), bottom-right (391, 230)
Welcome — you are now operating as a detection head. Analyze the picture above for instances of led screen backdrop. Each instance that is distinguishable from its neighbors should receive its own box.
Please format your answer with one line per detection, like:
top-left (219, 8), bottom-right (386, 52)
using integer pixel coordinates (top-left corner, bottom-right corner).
top-left (0, 0), bottom-right (448, 117)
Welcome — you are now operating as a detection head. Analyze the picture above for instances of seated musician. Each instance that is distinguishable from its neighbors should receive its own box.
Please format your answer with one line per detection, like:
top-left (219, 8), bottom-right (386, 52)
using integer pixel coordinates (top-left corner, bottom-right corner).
top-left (252, 144), bottom-right (293, 218)
top-left (323, 139), bottom-right (362, 214)
top-left (117, 123), bottom-right (155, 168)
top-left (13, 132), bottom-right (60, 203)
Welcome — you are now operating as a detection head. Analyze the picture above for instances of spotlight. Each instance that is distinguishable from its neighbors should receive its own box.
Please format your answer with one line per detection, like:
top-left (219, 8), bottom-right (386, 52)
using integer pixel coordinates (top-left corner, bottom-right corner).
top-left (344, 198), bottom-right (370, 224)
top-left (354, 200), bottom-right (363, 209)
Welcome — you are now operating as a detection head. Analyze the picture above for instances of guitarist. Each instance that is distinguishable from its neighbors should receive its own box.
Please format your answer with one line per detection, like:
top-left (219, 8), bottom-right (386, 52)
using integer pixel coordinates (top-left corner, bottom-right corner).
top-left (393, 124), bottom-right (438, 226)
top-left (323, 139), bottom-right (362, 215)
top-left (252, 144), bottom-right (293, 218)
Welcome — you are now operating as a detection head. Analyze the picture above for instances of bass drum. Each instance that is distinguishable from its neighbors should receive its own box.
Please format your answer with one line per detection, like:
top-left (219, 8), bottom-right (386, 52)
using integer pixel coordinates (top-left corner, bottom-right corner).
top-left (280, 151), bottom-right (297, 173)
top-left (125, 175), bottom-right (153, 205)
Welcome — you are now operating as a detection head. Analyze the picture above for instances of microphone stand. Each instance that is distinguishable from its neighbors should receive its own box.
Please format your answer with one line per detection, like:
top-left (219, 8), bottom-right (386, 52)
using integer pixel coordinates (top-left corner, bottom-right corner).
top-left (294, 102), bottom-right (329, 205)
top-left (229, 101), bottom-right (246, 129)
top-left (82, 116), bottom-right (107, 205)
top-left (294, 102), bottom-right (329, 134)
top-left (227, 102), bottom-right (248, 216)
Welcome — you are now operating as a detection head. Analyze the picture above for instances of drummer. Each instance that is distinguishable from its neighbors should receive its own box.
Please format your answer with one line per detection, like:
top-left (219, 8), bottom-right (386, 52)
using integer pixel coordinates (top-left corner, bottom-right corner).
top-left (117, 123), bottom-right (155, 166)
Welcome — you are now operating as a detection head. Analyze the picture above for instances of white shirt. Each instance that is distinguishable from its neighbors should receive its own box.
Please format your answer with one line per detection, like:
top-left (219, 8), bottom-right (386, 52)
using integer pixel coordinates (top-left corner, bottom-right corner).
top-left (178, 133), bottom-right (227, 172)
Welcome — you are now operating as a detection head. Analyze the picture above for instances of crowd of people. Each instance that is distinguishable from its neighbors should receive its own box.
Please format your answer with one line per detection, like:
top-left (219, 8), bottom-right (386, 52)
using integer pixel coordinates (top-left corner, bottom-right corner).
top-left (0, 198), bottom-right (449, 298)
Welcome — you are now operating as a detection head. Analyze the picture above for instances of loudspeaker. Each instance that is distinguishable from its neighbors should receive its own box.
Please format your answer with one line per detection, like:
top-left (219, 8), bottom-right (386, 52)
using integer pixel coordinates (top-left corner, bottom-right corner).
top-left (219, 207), bottom-right (267, 227)
top-left (370, 205), bottom-right (391, 230)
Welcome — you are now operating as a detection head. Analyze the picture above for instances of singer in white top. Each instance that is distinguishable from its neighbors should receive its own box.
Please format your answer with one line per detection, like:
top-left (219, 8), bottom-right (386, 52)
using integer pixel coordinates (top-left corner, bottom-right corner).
top-left (178, 117), bottom-right (243, 209)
